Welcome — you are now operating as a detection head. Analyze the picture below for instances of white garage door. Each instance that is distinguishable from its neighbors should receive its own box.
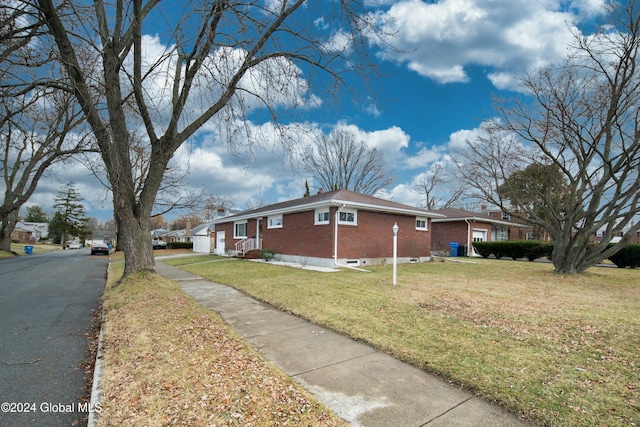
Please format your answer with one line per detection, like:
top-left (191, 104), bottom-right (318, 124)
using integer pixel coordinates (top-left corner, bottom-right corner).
top-left (473, 229), bottom-right (487, 242)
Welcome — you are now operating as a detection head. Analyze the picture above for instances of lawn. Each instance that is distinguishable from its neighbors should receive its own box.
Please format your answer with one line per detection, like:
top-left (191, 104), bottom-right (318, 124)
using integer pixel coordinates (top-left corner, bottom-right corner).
top-left (0, 243), bottom-right (62, 257)
top-left (97, 255), bottom-right (346, 426)
top-left (165, 256), bottom-right (640, 427)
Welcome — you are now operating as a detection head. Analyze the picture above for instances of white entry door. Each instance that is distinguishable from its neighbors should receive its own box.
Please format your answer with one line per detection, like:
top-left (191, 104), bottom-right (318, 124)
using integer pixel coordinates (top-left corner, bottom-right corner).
top-left (216, 231), bottom-right (225, 255)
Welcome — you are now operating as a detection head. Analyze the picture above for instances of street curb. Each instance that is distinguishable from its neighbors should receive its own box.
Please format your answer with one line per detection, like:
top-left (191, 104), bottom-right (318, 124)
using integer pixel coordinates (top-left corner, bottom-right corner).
top-left (87, 314), bottom-right (106, 427)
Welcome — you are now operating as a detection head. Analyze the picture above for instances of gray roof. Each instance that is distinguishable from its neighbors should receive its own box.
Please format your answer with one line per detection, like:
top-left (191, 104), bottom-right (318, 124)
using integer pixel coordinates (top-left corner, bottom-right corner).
top-left (431, 208), bottom-right (529, 227)
top-left (216, 189), bottom-right (444, 223)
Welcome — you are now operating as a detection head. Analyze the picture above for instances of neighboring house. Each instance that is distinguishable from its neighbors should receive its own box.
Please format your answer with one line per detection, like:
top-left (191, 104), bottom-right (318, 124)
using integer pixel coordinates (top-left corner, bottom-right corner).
top-left (22, 222), bottom-right (49, 241)
top-left (430, 208), bottom-right (529, 256)
top-left (192, 222), bottom-right (215, 253)
top-left (482, 208), bottom-right (550, 241)
top-left (590, 226), bottom-right (640, 244)
top-left (151, 228), bottom-right (169, 239)
top-left (10, 222), bottom-right (50, 243)
top-left (10, 222), bottom-right (36, 242)
top-left (162, 228), bottom-right (188, 243)
top-left (191, 208), bottom-right (242, 254)
top-left (213, 189), bottom-right (444, 268)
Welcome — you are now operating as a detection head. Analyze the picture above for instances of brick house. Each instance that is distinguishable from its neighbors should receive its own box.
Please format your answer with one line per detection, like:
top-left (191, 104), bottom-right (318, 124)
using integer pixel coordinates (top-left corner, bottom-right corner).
top-left (213, 189), bottom-right (444, 268)
top-left (430, 208), bottom-right (529, 256)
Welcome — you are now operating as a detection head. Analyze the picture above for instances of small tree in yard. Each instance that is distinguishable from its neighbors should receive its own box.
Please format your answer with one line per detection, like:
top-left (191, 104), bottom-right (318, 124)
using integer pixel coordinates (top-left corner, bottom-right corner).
top-left (32, 0), bottom-right (385, 279)
top-left (459, 1), bottom-right (640, 274)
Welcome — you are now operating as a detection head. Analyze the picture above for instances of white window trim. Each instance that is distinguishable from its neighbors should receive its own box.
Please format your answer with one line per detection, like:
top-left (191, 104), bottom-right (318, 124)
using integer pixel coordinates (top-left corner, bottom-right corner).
top-left (314, 209), bottom-right (330, 225)
top-left (338, 209), bottom-right (357, 225)
top-left (234, 221), bottom-right (248, 239)
top-left (267, 214), bottom-right (283, 229)
top-left (416, 217), bottom-right (428, 231)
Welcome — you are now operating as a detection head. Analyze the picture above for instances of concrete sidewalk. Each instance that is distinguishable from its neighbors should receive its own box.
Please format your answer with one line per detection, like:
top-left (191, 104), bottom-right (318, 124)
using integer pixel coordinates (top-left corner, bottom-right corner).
top-left (155, 261), bottom-right (531, 427)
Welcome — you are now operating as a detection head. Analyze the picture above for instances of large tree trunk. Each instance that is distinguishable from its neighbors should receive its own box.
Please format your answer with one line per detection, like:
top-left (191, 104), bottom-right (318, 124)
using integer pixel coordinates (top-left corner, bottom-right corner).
top-left (117, 207), bottom-right (155, 277)
top-left (551, 233), bottom-right (601, 274)
top-left (0, 211), bottom-right (18, 252)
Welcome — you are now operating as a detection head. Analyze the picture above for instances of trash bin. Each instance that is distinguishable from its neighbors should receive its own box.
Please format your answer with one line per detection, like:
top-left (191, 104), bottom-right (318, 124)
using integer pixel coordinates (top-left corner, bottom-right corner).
top-left (449, 242), bottom-right (459, 257)
top-left (458, 245), bottom-right (467, 257)
top-left (24, 245), bottom-right (33, 255)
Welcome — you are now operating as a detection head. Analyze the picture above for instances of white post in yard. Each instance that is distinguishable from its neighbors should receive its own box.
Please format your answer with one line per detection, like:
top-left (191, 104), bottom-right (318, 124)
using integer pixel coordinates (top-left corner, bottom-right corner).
top-left (392, 222), bottom-right (399, 286)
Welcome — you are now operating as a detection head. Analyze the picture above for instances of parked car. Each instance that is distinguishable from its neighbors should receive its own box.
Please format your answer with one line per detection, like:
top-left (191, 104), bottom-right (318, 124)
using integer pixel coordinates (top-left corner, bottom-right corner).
top-left (152, 239), bottom-right (167, 249)
top-left (67, 241), bottom-right (83, 249)
top-left (91, 242), bottom-right (110, 255)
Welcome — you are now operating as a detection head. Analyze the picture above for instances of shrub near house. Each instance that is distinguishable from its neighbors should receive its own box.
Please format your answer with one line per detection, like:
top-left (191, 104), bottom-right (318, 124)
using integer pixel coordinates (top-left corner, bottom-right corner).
top-left (608, 244), bottom-right (640, 268)
top-left (473, 241), bottom-right (554, 261)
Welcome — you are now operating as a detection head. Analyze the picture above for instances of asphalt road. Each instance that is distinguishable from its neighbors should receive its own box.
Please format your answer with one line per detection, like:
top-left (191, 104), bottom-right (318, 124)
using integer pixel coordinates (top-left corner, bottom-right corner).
top-left (0, 247), bottom-right (107, 427)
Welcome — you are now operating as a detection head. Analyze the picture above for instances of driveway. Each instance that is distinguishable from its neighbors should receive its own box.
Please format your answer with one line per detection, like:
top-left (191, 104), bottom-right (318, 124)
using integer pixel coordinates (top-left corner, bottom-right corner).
top-left (0, 248), bottom-right (107, 426)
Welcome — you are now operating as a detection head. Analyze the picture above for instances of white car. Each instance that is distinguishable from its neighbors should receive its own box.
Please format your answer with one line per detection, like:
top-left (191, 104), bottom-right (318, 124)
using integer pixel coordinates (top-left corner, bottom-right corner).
top-left (152, 239), bottom-right (167, 249)
top-left (67, 241), bottom-right (83, 249)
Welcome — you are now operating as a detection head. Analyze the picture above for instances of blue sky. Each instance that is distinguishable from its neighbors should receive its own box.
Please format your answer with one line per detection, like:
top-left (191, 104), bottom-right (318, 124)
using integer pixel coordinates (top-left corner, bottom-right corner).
top-left (25, 0), bottom-right (608, 222)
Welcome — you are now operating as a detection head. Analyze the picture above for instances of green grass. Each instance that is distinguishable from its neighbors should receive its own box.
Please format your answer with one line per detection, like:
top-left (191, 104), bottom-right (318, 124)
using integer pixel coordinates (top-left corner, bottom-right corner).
top-left (164, 256), bottom-right (640, 427)
top-left (99, 258), bottom-right (346, 426)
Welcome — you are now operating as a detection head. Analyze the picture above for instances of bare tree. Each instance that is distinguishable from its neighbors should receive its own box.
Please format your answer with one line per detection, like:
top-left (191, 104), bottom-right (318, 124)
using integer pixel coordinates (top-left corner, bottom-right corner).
top-left (458, 1), bottom-right (640, 274)
top-left (1, 8), bottom-right (93, 253)
top-left (301, 129), bottom-right (394, 195)
top-left (34, 0), bottom-right (384, 279)
top-left (415, 162), bottom-right (467, 210)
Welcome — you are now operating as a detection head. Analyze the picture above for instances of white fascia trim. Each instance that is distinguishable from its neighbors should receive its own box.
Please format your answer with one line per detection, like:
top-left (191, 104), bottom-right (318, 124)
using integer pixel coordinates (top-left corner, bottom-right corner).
top-left (214, 198), bottom-right (444, 224)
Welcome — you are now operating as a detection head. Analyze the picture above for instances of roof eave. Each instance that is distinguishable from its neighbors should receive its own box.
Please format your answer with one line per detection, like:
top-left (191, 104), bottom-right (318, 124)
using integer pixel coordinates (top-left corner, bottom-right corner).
top-left (214, 197), bottom-right (444, 223)
top-left (432, 216), bottom-right (530, 227)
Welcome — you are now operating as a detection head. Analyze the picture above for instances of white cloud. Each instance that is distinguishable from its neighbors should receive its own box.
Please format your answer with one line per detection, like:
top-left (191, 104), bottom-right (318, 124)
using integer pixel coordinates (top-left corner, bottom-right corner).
top-left (404, 146), bottom-right (443, 169)
top-left (333, 123), bottom-right (410, 164)
top-left (370, 0), bottom-right (595, 89)
top-left (376, 183), bottom-right (422, 207)
top-left (447, 127), bottom-right (486, 150)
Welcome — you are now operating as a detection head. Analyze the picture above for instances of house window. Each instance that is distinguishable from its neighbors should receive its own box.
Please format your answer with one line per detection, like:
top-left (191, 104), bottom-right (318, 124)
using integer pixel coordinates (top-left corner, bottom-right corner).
top-left (338, 209), bottom-right (357, 225)
top-left (416, 217), bottom-right (428, 231)
top-left (495, 226), bottom-right (508, 241)
top-left (315, 209), bottom-right (330, 225)
top-left (526, 231), bottom-right (534, 240)
top-left (267, 215), bottom-right (283, 229)
top-left (502, 212), bottom-right (510, 220)
top-left (234, 221), bottom-right (247, 238)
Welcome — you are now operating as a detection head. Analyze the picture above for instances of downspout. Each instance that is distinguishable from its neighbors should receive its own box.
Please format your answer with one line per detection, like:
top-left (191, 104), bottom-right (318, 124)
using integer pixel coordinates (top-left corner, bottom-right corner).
top-left (465, 219), bottom-right (471, 257)
top-left (333, 204), bottom-right (344, 268)
top-left (256, 217), bottom-right (262, 250)
top-left (333, 204), bottom-right (371, 272)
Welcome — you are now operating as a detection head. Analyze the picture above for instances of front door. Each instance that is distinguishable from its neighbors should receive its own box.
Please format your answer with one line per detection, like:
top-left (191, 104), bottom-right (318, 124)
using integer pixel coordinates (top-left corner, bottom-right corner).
top-left (216, 231), bottom-right (225, 255)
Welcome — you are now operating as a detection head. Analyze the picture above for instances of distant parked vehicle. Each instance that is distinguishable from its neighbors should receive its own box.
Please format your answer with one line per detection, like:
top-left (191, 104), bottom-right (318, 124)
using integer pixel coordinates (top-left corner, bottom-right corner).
top-left (152, 239), bottom-right (167, 249)
top-left (67, 241), bottom-right (83, 249)
top-left (91, 242), bottom-right (110, 255)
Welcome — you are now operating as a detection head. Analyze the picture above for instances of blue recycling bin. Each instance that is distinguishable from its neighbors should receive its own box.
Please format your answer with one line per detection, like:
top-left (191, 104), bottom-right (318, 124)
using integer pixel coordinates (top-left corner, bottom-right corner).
top-left (24, 245), bottom-right (33, 255)
top-left (449, 242), bottom-right (459, 257)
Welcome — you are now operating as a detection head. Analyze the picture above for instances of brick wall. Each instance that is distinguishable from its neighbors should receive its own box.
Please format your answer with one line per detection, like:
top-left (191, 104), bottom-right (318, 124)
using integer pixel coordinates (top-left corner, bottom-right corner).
top-left (262, 209), bottom-right (334, 258)
top-left (431, 221), bottom-right (493, 254)
top-left (218, 207), bottom-right (432, 260)
top-left (431, 221), bottom-right (468, 253)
